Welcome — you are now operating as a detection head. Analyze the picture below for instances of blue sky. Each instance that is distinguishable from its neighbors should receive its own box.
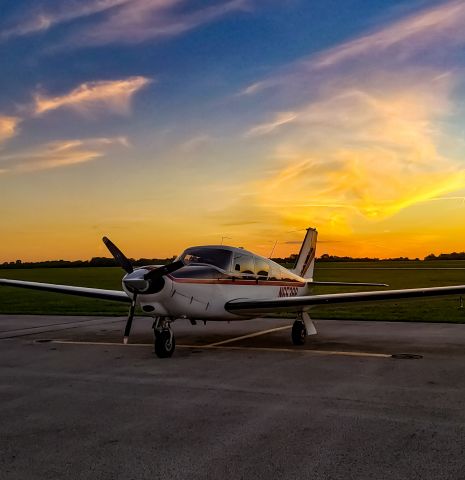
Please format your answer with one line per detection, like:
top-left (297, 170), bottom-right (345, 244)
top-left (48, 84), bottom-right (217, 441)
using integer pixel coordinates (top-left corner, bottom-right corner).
top-left (1, 0), bottom-right (465, 261)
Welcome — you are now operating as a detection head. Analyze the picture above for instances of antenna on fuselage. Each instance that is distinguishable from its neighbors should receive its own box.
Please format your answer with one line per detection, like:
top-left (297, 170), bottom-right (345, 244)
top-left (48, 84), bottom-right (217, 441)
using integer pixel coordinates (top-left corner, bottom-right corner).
top-left (268, 240), bottom-right (278, 259)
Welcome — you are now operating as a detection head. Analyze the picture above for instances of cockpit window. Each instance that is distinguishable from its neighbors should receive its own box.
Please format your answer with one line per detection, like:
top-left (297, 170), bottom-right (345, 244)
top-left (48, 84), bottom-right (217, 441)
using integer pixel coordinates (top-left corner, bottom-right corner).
top-left (179, 248), bottom-right (232, 271)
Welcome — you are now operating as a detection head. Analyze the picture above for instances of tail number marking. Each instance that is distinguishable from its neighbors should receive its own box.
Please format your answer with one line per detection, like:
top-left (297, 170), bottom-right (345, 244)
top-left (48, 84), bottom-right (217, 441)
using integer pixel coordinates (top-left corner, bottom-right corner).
top-left (279, 286), bottom-right (298, 297)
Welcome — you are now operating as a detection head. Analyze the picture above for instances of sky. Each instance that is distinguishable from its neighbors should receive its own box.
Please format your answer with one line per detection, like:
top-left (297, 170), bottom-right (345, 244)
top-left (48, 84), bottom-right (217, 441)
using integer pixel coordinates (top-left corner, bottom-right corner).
top-left (1, 0), bottom-right (465, 262)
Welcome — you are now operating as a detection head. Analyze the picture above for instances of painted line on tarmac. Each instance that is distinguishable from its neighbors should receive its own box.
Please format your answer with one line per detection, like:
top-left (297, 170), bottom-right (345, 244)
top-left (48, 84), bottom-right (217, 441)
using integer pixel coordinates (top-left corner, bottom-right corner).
top-left (203, 325), bottom-right (292, 347)
top-left (44, 340), bottom-right (153, 347)
top-left (44, 339), bottom-right (390, 358)
top-left (201, 345), bottom-right (391, 358)
top-left (0, 318), bottom-right (124, 339)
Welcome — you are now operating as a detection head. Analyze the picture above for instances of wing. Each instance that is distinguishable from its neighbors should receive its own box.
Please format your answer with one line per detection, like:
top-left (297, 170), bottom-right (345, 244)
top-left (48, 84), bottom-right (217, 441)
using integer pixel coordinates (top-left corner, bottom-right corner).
top-left (0, 278), bottom-right (130, 303)
top-left (225, 284), bottom-right (465, 315)
top-left (309, 281), bottom-right (388, 287)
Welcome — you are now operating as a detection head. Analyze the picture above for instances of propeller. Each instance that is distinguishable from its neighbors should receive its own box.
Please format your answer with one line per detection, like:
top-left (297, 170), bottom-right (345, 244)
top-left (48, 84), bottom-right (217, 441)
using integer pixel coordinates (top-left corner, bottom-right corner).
top-left (144, 261), bottom-right (185, 280)
top-left (102, 236), bottom-right (133, 273)
top-left (102, 236), bottom-right (184, 344)
top-left (123, 294), bottom-right (137, 345)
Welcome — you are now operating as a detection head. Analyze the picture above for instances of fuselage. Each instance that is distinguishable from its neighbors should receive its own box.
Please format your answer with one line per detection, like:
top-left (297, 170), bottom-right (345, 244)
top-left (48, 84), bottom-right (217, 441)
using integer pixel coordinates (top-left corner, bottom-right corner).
top-left (121, 245), bottom-right (311, 321)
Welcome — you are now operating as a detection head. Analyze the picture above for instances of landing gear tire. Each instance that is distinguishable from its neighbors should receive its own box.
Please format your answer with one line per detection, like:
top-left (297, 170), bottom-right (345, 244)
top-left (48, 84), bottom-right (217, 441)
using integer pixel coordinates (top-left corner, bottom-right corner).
top-left (291, 320), bottom-right (307, 346)
top-left (154, 330), bottom-right (175, 358)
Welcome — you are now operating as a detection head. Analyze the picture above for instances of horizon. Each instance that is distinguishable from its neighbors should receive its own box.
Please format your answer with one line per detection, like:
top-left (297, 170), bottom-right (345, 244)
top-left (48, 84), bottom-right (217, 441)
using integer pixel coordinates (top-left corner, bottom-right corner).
top-left (4, 250), bottom-right (465, 266)
top-left (2, 1), bottom-right (465, 262)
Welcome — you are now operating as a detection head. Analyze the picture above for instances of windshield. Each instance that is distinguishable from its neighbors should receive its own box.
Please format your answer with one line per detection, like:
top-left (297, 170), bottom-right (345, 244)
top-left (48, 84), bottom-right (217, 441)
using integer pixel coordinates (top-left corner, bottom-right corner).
top-left (179, 247), bottom-right (232, 271)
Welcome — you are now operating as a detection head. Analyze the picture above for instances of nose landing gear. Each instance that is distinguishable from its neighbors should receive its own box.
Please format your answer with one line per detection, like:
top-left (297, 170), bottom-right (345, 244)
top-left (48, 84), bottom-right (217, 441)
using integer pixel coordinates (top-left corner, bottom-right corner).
top-left (153, 317), bottom-right (175, 358)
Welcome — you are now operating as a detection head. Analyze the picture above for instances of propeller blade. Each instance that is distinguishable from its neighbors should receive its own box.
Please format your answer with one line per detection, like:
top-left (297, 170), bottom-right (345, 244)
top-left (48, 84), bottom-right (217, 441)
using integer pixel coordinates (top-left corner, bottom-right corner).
top-left (102, 236), bottom-right (133, 274)
top-left (144, 260), bottom-right (184, 280)
top-left (123, 294), bottom-right (137, 344)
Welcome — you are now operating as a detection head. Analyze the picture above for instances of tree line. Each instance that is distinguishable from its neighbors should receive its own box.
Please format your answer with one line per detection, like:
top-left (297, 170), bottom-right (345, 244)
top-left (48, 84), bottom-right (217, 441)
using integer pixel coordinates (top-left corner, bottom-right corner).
top-left (2, 252), bottom-right (464, 269)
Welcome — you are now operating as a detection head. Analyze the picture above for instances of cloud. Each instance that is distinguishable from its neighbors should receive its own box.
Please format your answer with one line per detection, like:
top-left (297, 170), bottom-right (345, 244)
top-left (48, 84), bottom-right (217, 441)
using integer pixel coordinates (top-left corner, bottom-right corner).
top-left (233, 0), bottom-right (465, 236)
top-left (310, 0), bottom-right (465, 70)
top-left (0, 0), bottom-right (130, 40)
top-left (237, 81), bottom-right (266, 96)
top-left (34, 76), bottom-right (151, 116)
top-left (240, 0), bottom-right (465, 96)
top-left (245, 111), bottom-right (297, 137)
top-left (81, 0), bottom-right (250, 46)
top-left (178, 134), bottom-right (213, 153)
top-left (0, 116), bottom-right (21, 145)
top-left (1, 0), bottom-right (251, 46)
top-left (247, 73), bottom-right (465, 221)
top-left (0, 137), bottom-right (128, 173)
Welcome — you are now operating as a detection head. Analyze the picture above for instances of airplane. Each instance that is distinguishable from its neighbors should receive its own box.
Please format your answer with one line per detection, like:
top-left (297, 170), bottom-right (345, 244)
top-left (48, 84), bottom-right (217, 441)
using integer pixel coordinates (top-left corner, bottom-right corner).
top-left (2, 228), bottom-right (465, 358)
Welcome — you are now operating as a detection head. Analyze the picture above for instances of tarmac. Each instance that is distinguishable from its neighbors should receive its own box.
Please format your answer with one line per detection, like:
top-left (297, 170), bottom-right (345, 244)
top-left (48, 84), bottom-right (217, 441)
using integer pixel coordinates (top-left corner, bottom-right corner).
top-left (1, 314), bottom-right (465, 479)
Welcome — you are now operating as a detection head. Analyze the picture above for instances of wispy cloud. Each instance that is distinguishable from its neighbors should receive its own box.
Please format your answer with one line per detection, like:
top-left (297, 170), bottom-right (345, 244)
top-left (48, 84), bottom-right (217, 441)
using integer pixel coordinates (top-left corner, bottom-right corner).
top-left (240, 0), bottom-right (465, 96)
top-left (34, 76), bottom-right (151, 116)
top-left (245, 74), bottom-right (465, 221)
top-left (245, 111), bottom-right (297, 137)
top-left (233, 0), bottom-right (465, 236)
top-left (310, 0), bottom-right (465, 70)
top-left (78, 0), bottom-right (250, 46)
top-left (0, 0), bottom-right (129, 40)
top-left (178, 134), bottom-right (213, 153)
top-left (0, 137), bottom-right (128, 173)
top-left (1, 0), bottom-right (251, 46)
top-left (0, 116), bottom-right (21, 145)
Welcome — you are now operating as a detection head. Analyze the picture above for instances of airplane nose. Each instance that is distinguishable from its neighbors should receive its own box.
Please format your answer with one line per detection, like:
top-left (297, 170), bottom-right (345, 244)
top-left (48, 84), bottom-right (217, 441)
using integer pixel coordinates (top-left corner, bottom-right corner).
top-left (124, 277), bottom-right (149, 291)
top-left (123, 269), bottom-right (151, 293)
top-left (123, 269), bottom-right (166, 294)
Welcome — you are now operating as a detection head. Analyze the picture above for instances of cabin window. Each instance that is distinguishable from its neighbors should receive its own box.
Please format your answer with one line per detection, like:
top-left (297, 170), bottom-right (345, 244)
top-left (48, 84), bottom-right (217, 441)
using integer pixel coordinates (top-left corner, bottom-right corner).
top-left (233, 252), bottom-right (255, 276)
top-left (268, 265), bottom-right (281, 281)
top-left (255, 258), bottom-right (270, 279)
top-left (279, 267), bottom-right (294, 282)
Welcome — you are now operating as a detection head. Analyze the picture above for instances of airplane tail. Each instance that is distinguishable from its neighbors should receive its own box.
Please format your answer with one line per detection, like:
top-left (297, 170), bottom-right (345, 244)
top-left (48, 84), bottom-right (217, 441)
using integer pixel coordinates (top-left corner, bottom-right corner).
top-left (291, 228), bottom-right (318, 279)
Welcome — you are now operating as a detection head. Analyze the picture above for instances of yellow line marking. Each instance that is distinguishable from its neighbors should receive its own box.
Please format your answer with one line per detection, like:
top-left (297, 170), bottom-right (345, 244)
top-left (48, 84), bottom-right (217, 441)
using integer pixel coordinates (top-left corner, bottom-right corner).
top-left (45, 339), bottom-right (389, 358)
top-left (203, 325), bottom-right (292, 347)
top-left (42, 340), bottom-right (153, 347)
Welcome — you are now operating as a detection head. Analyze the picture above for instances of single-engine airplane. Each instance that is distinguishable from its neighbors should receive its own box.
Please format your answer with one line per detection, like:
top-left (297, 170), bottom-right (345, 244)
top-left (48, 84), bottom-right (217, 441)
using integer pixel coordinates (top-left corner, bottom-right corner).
top-left (2, 228), bottom-right (465, 358)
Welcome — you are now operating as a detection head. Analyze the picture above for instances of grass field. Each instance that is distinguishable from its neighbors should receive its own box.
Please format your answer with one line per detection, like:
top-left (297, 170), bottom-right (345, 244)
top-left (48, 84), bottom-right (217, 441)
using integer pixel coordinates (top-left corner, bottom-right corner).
top-left (1, 262), bottom-right (465, 322)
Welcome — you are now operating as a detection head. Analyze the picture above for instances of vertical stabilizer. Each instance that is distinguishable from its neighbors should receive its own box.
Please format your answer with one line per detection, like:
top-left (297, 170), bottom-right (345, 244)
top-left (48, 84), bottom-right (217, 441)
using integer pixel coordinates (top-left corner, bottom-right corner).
top-left (291, 228), bottom-right (318, 279)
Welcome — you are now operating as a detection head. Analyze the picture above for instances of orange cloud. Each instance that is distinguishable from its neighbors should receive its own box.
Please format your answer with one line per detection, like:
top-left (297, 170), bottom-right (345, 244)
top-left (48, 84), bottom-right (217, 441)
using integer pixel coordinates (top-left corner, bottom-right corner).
top-left (0, 137), bottom-right (128, 173)
top-left (34, 77), bottom-right (151, 116)
top-left (0, 115), bottom-right (20, 144)
top-left (248, 73), bottom-right (465, 222)
top-left (234, 1), bottom-right (465, 247)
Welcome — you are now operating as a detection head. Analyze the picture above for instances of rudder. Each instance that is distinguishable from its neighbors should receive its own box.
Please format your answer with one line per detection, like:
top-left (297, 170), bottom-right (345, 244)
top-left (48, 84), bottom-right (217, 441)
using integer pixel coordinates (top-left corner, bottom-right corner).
top-left (291, 228), bottom-right (318, 279)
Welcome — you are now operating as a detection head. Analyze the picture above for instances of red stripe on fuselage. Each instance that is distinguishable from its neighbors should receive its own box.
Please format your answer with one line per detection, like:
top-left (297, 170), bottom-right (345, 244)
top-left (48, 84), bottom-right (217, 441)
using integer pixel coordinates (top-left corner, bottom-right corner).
top-left (168, 276), bottom-right (306, 287)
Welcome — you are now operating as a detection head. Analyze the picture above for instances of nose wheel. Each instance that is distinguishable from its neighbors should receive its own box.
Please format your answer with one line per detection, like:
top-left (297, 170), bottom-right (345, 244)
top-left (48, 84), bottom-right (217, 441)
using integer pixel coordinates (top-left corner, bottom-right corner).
top-left (153, 318), bottom-right (176, 358)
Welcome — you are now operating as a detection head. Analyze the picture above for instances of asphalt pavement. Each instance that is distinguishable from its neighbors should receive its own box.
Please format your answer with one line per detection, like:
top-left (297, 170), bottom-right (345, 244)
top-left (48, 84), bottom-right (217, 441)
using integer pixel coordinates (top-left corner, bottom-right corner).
top-left (1, 314), bottom-right (465, 479)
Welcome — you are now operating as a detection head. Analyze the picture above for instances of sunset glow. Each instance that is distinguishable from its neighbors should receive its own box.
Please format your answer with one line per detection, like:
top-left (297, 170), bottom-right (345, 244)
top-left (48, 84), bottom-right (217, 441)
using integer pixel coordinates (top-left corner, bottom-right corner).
top-left (1, 1), bottom-right (465, 262)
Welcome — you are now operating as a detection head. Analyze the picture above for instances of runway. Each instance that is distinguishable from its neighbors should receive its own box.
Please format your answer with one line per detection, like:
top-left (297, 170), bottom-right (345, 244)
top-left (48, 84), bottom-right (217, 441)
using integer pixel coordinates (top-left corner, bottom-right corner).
top-left (1, 315), bottom-right (465, 479)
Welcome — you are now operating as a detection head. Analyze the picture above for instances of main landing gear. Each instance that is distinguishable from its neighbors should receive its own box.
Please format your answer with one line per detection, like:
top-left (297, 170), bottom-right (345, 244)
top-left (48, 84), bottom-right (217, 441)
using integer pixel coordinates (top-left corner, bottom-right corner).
top-left (291, 312), bottom-right (317, 346)
top-left (153, 318), bottom-right (175, 358)
top-left (291, 320), bottom-right (307, 345)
